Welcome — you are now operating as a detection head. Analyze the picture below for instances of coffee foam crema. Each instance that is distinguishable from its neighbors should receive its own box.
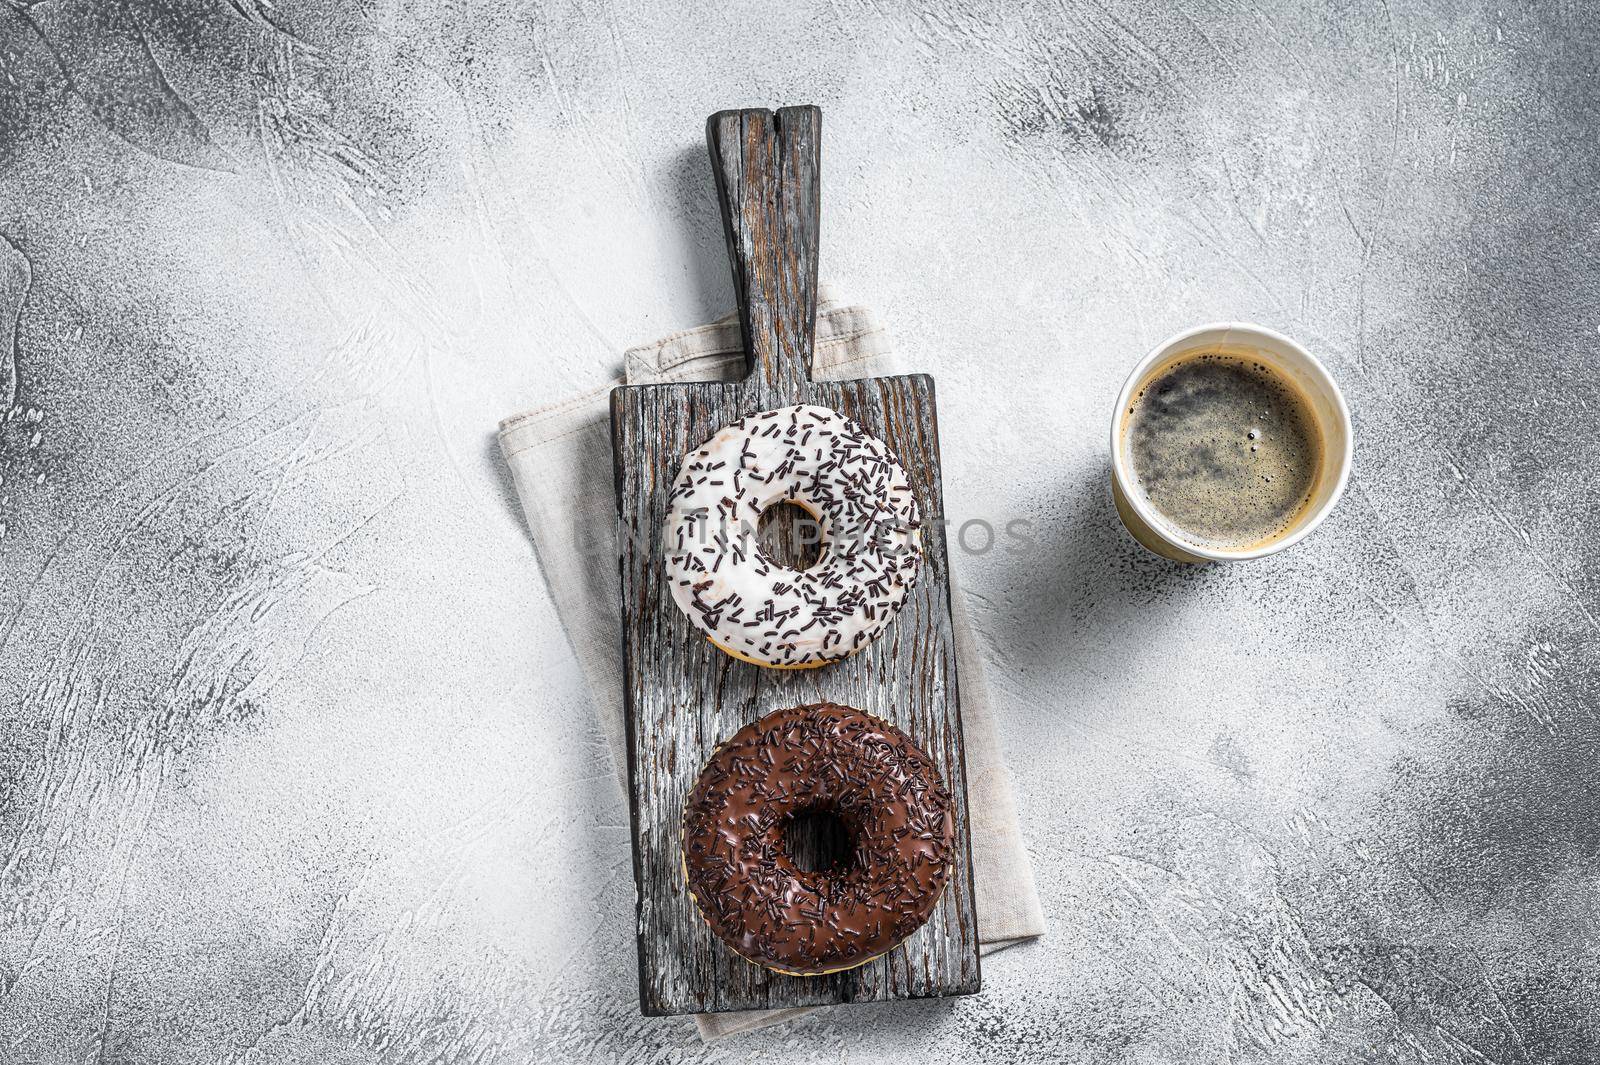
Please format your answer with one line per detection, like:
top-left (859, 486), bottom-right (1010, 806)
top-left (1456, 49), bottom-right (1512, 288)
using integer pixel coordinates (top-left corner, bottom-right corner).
top-left (1121, 347), bottom-right (1325, 552)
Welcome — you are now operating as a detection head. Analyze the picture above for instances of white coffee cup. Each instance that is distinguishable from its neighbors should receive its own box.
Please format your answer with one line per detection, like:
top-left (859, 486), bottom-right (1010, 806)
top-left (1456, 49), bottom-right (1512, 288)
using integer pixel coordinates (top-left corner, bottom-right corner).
top-left (1109, 322), bottom-right (1352, 563)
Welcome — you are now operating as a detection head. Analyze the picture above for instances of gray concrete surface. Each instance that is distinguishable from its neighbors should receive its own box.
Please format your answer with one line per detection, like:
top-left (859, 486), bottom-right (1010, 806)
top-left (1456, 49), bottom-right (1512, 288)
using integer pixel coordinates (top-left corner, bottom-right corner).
top-left (1, 1), bottom-right (1597, 1061)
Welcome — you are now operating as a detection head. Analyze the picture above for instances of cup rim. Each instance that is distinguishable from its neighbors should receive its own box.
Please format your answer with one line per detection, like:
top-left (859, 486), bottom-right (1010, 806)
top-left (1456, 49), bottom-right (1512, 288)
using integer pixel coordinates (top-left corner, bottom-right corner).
top-left (1109, 321), bottom-right (1353, 562)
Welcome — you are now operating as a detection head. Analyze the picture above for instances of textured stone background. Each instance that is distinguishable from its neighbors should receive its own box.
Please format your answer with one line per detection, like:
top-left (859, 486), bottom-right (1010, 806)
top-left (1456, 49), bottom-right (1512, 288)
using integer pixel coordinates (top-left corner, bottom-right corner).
top-left (1, 1), bottom-right (1597, 1062)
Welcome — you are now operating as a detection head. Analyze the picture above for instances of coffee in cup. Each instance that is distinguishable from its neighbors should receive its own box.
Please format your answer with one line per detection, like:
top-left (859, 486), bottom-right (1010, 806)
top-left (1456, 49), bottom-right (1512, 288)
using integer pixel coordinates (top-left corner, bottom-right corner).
top-left (1110, 323), bottom-right (1352, 563)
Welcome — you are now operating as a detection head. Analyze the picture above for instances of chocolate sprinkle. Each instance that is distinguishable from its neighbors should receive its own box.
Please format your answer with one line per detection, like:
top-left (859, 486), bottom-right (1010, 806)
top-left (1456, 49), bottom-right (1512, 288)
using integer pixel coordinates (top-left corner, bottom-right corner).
top-left (681, 702), bottom-right (955, 975)
top-left (663, 404), bottom-right (923, 667)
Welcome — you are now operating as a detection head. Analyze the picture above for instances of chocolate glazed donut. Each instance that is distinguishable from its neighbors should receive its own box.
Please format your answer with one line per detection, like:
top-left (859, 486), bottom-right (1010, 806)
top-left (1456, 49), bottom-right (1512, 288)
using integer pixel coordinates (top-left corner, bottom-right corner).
top-left (681, 702), bottom-right (955, 975)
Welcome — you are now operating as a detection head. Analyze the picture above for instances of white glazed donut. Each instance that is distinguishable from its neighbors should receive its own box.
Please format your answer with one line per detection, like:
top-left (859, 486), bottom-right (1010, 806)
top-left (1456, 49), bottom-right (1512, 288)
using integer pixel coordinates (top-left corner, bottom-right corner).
top-left (664, 404), bottom-right (922, 668)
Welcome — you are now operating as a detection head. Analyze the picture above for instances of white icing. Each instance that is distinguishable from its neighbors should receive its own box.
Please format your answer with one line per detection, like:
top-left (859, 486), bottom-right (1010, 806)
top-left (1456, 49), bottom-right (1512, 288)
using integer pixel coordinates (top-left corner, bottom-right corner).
top-left (663, 404), bottom-right (922, 667)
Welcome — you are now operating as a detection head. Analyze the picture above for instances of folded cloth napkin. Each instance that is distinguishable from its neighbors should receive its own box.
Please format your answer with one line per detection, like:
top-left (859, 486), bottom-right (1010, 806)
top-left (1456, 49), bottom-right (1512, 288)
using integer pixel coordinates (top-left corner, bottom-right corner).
top-left (497, 284), bottom-right (1047, 1040)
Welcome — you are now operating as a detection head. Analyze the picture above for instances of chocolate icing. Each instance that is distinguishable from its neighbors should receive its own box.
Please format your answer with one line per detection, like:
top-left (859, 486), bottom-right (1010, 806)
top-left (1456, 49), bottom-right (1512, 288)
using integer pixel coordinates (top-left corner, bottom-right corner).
top-left (681, 702), bottom-right (955, 975)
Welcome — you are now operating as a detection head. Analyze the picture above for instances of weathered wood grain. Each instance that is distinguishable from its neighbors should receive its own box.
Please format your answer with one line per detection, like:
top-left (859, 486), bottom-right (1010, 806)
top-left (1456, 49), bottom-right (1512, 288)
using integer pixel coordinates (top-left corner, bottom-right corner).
top-left (707, 106), bottom-right (819, 407)
top-left (610, 106), bottom-right (980, 1017)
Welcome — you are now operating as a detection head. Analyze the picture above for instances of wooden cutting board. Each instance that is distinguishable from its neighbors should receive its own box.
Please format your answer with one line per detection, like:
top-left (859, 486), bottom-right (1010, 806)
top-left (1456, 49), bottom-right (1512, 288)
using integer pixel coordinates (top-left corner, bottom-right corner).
top-left (609, 106), bottom-right (981, 1017)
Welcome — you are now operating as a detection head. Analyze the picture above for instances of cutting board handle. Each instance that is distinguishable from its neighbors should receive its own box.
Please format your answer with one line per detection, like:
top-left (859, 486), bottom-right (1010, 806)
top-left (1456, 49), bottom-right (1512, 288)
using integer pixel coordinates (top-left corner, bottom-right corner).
top-left (707, 106), bottom-right (821, 406)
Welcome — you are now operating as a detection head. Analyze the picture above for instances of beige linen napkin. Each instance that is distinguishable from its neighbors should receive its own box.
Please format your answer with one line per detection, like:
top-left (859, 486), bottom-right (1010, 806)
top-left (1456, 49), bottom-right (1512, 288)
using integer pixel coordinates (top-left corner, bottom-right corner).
top-left (497, 285), bottom-right (1046, 1040)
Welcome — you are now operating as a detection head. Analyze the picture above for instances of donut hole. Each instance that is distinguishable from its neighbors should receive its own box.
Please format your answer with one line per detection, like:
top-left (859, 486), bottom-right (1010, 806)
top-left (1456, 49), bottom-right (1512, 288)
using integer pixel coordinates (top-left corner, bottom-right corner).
top-left (757, 500), bottom-right (825, 571)
top-left (781, 806), bottom-right (856, 874)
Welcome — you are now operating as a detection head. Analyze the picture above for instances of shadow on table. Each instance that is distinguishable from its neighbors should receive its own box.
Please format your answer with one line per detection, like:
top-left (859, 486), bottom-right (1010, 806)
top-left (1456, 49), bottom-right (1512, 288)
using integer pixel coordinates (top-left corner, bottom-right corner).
top-left (662, 140), bottom-right (735, 326)
top-left (961, 458), bottom-right (1227, 708)
top-left (482, 430), bottom-right (536, 549)
top-left (482, 141), bottom-right (731, 552)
